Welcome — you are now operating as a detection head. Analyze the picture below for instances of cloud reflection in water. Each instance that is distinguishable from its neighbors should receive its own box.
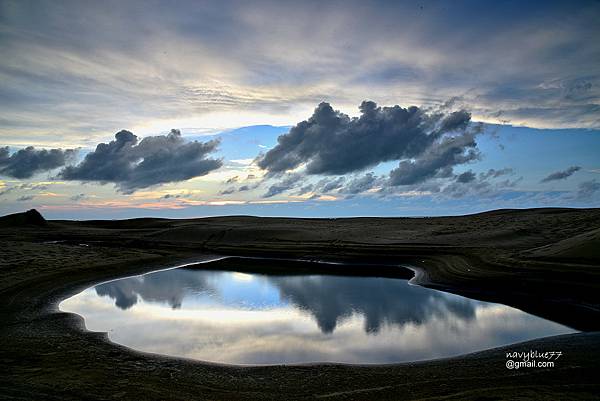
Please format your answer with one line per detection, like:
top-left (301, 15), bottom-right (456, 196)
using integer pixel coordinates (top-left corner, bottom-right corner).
top-left (60, 265), bottom-right (575, 364)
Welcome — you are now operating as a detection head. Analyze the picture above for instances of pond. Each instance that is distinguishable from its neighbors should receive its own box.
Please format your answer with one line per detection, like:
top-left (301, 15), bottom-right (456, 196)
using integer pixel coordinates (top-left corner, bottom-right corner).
top-left (59, 258), bottom-right (575, 365)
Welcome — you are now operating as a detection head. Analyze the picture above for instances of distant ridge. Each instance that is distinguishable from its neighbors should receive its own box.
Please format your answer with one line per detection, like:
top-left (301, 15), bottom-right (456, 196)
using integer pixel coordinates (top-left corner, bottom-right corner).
top-left (0, 209), bottom-right (47, 227)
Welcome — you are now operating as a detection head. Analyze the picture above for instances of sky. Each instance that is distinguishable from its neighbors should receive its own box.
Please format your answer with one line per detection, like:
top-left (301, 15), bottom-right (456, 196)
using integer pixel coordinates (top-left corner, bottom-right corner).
top-left (0, 0), bottom-right (599, 219)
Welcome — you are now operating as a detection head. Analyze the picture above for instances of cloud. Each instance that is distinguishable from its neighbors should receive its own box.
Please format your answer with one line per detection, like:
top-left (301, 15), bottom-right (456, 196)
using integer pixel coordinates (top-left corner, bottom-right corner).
top-left (1, 0), bottom-right (599, 152)
top-left (258, 101), bottom-right (474, 177)
top-left (441, 167), bottom-right (520, 199)
top-left (315, 177), bottom-right (346, 193)
top-left (95, 268), bottom-right (215, 310)
top-left (16, 195), bottom-right (35, 201)
top-left (340, 173), bottom-right (380, 194)
top-left (60, 129), bottom-right (222, 193)
top-left (254, 101), bottom-right (483, 198)
top-left (95, 266), bottom-right (476, 335)
top-left (296, 184), bottom-right (314, 195)
top-left (263, 173), bottom-right (303, 198)
top-left (220, 181), bottom-right (260, 195)
top-left (219, 187), bottom-right (236, 195)
top-left (0, 146), bottom-right (76, 179)
top-left (268, 274), bottom-right (476, 334)
top-left (562, 79), bottom-right (594, 102)
top-left (541, 166), bottom-right (581, 183)
top-left (238, 183), bottom-right (260, 192)
top-left (267, 173), bottom-right (376, 199)
top-left (389, 130), bottom-right (480, 186)
top-left (70, 193), bottom-right (87, 201)
top-left (0, 182), bottom-right (52, 197)
top-left (577, 179), bottom-right (600, 200)
top-left (479, 168), bottom-right (514, 179)
top-left (442, 180), bottom-right (491, 199)
top-left (456, 171), bottom-right (477, 183)
top-left (308, 173), bottom-right (382, 196)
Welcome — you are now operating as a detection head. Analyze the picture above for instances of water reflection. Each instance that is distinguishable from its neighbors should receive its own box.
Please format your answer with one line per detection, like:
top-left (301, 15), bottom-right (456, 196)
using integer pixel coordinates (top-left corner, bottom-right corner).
top-left (60, 261), bottom-right (575, 364)
top-left (269, 275), bottom-right (476, 333)
top-left (95, 269), bottom-right (476, 334)
top-left (95, 269), bottom-right (213, 310)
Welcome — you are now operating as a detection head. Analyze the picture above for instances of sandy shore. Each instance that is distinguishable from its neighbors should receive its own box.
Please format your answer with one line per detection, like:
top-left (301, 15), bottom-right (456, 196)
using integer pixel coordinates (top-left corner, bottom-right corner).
top-left (1, 208), bottom-right (599, 400)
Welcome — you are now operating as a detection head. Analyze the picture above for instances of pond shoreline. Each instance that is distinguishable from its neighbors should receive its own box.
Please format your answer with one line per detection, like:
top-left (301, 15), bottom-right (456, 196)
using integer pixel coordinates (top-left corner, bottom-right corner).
top-left (59, 257), bottom-right (577, 366)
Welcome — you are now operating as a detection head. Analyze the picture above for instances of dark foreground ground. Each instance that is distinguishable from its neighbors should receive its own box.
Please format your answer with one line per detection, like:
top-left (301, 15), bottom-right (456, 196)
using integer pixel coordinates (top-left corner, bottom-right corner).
top-left (1, 207), bottom-right (600, 400)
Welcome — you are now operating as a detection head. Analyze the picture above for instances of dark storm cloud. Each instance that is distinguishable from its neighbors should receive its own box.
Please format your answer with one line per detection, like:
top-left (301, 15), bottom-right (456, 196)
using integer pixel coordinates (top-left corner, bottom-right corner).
top-left (256, 100), bottom-right (481, 196)
top-left (0, 146), bottom-right (76, 179)
top-left (257, 101), bottom-right (474, 176)
top-left (439, 109), bottom-right (471, 132)
top-left (541, 166), bottom-right (581, 183)
top-left (389, 130), bottom-right (480, 186)
top-left (60, 129), bottom-right (222, 193)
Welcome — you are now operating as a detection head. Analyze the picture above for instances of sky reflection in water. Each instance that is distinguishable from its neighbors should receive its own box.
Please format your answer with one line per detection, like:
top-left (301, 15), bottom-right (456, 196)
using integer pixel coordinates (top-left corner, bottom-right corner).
top-left (60, 264), bottom-right (575, 364)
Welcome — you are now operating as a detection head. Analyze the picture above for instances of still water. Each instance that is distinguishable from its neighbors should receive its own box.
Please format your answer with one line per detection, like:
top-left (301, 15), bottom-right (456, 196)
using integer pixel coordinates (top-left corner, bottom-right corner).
top-left (60, 260), bottom-right (575, 365)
